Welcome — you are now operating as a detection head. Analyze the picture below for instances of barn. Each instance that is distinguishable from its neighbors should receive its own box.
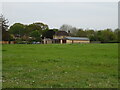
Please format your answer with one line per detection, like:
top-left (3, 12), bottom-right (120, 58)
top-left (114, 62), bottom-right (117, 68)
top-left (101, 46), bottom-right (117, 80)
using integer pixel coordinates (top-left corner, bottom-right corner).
top-left (61, 37), bottom-right (90, 44)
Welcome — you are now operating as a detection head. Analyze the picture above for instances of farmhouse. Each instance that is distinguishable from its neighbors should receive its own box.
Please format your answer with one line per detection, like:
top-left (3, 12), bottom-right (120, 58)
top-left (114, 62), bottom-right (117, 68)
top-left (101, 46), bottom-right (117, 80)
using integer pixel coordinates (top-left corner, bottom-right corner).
top-left (43, 31), bottom-right (90, 44)
top-left (53, 31), bottom-right (69, 43)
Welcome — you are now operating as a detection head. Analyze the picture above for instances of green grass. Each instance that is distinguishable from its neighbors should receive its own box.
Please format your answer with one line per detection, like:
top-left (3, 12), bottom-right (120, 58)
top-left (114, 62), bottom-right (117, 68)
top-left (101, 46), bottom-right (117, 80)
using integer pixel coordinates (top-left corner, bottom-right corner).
top-left (2, 43), bottom-right (118, 88)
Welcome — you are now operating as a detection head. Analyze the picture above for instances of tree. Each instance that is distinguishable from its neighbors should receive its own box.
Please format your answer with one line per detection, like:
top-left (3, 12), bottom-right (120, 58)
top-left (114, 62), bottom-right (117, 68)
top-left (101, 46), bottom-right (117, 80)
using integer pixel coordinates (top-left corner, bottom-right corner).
top-left (86, 29), bottom-right (95, 41)
top-left (9, 23), bottom-right (25, 38)
top-left (101, 29), bottom-right (116, 42)
top-left (60, 24), bottom-right (73, 32)
top-left (29, 30), bottom-right (41, 41)
top-left (30, 30), bottom-right (41, 37)
top-left (8, 22), bottom-right (49, 42)
top-left (114, 28), bottom-right (120, 42)
top-left (69, 27), bottom-right (78, 36)
top-left (42, 29), bottom-right (58, 39)
top-left (27, 22), bottom-right (49, 32)
top-left (34, 22), bottom-right (49, 30)
top-left (76, 29), bottom-right (87, 37)
top-left (0, 15), bottom-right (11, 41)
top-left (92, 29), bottom-right (117, 42)
top-left (25, 22), bottom-right (49, 37)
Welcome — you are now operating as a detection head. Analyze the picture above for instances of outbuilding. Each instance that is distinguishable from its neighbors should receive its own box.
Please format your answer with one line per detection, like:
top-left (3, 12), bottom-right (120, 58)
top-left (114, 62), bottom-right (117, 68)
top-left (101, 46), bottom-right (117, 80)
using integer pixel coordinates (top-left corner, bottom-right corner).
top-left (61, 37), bottom-right (90, 44)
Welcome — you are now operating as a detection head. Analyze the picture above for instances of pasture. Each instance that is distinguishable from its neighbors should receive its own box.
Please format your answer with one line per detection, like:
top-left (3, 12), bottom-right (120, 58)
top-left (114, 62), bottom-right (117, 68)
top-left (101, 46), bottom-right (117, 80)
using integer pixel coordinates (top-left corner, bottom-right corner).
top-left (2, 43), bottom-right (118, 88)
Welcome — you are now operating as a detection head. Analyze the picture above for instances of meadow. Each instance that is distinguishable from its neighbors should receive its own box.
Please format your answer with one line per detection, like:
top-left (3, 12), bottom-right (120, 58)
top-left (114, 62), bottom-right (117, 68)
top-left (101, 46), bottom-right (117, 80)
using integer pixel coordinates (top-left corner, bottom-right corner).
top-left (2, 43), bottom-right (118, 88)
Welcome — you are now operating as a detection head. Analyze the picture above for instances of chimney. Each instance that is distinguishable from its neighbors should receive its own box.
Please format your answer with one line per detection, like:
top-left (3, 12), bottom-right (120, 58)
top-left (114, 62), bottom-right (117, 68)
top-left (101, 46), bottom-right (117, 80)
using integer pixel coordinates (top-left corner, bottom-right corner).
top-left (68, 30), bottom-right (71, 36)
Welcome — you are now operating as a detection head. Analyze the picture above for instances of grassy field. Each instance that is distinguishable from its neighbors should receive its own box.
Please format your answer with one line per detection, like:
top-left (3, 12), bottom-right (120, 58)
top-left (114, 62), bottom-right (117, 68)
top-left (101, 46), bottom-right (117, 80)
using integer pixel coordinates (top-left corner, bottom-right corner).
top-left (2, 43), bottom-right (118, 88)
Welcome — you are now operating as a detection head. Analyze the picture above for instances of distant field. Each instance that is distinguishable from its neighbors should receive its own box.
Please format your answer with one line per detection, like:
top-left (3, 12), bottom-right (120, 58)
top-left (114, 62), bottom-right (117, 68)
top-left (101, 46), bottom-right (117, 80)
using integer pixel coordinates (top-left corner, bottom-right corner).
top-left (2, 43), bottom-right (118, 88)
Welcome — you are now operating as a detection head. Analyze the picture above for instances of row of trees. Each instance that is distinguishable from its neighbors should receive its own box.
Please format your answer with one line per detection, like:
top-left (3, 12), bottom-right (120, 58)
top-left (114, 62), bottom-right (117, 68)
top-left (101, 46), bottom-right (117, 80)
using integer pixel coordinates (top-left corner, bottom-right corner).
top-left (60, 24), bottom-right (120, 43)
top-left (8, 23), bottom-right (120, 43)
top-left (1, 15), bottom-right (120, 43)
top-left (1, 15), bottom-right (59, 43)
top-left (8, 23), bottom-right (59, 43)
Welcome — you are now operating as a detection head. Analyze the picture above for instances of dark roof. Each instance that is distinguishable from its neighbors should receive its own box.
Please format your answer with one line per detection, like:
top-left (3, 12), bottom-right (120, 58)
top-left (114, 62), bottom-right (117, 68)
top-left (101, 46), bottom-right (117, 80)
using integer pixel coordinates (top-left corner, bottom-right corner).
top-left (55, 31), bottom-right (69, 36)
top-left (63, 37), bottom-right (89, 41)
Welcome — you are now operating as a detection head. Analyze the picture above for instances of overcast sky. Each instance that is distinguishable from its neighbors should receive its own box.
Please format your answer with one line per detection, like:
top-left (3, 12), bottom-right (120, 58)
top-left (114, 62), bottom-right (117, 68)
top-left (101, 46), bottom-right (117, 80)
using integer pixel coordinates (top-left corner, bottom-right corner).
top-left (1, 2), bottom-right (118, 30)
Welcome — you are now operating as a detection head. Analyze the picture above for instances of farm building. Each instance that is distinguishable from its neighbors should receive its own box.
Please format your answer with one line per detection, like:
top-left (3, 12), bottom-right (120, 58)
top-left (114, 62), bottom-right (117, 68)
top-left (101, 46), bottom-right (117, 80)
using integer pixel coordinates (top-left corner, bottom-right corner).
top-left (43, 31), bottom-right (90, 44)
top-left (61, 37), bottom-right (90, 44)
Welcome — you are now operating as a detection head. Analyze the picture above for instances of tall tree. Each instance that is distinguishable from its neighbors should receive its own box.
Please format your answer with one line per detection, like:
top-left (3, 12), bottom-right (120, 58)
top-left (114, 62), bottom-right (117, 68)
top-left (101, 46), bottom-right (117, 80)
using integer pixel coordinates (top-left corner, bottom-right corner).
top-left (0, 15), bottom-right (11, 41)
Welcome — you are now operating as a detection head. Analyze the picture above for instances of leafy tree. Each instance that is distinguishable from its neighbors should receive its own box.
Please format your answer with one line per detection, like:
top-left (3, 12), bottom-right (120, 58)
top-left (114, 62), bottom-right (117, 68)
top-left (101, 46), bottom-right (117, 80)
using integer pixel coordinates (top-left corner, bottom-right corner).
top-left (76, 29), bottom-right (87, 37)
top-left (25, 22), bottom-right (49, 37)
top-left (29, 30), bottom-right (41, 41)
top-left (100, 29), bottom-right (116, 42)
top-left (43, 30), bottom-right (55, 39)
top-left (86, 29), bottom-right (95, 41)
top-left (86, 29), bottom-right (95, 36)
top-left (30, 30), bottom-right (41, 38)
top-left (96, 30), bottom-right (104, 41)
top-left (27, 22), bottom-right (49, 32)
top-left (34, 22), bottom-right (49, 30)
top-left (9, 23), bottom-right (25, 38)
top-left (9, 22), bottom-right (49, 42)
top-left (114, 28), bottom-right (120, 42)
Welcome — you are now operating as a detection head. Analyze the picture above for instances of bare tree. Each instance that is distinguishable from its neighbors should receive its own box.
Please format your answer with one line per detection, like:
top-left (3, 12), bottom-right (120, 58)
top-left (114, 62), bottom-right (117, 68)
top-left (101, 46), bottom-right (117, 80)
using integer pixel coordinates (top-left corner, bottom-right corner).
top-left (59, 24), bottom-right (73, 32)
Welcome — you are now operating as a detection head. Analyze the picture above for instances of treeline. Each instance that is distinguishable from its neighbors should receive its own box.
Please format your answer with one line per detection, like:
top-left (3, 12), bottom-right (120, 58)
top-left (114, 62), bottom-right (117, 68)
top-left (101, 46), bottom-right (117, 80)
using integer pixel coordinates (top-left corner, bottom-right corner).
top-left (2, 22), bottom-right (59, 43)
top-left (59, 24), bottom-right (120, 43)
top-left (8, 23), bottom-right (58, 43)
top-left (73, 28), bottom-right (119, 43)
top-left (1, 15), bottom-right (120, 43)
top-left (3, 23), bottom-right (120, 43)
